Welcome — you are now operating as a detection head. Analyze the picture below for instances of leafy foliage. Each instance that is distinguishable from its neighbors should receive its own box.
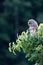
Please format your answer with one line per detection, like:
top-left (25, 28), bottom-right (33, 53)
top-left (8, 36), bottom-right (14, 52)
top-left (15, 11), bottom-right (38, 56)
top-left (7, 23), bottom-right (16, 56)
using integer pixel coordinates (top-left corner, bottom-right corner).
top-left (9, 24), bottom-right (43, 65)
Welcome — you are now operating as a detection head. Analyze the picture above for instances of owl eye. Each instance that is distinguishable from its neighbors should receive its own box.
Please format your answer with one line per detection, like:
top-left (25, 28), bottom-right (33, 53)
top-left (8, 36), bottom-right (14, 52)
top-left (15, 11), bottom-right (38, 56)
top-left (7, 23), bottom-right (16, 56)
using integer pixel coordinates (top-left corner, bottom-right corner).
top-left (29, 22), bottom-right (31, 24)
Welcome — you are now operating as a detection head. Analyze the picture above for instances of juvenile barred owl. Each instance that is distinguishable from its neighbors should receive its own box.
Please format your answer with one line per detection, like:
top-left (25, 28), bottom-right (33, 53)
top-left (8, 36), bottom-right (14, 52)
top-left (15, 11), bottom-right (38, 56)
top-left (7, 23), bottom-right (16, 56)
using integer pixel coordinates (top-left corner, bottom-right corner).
top-left (28, 19), bottom-right (38, 36)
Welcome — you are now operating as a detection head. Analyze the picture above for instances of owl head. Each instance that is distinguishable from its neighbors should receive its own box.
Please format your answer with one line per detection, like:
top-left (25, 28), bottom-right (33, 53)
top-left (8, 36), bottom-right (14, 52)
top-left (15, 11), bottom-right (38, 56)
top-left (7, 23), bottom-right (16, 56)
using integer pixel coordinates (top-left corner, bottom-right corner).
top-left (28, 19), bottom-right (38, 30)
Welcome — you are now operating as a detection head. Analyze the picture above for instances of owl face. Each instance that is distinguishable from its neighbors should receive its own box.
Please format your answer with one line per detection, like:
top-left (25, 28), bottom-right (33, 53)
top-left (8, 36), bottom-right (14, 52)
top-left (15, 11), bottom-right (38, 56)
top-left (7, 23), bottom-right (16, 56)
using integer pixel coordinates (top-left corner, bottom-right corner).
top-left (28, 19), bottom-right (35, 27)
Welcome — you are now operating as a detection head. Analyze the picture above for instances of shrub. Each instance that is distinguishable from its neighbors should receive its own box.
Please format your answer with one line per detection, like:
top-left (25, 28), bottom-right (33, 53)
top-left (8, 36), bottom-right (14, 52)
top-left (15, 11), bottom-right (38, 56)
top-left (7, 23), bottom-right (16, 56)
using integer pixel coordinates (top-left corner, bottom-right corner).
top-left (9, 24), bottom-right (43, 65)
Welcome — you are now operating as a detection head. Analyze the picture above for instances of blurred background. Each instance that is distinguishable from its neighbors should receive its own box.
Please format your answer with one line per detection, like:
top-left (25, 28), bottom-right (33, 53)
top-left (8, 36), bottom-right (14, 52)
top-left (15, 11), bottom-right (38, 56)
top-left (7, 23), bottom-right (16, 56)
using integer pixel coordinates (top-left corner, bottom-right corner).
top-left (0, 0), bottom-right (43, 65)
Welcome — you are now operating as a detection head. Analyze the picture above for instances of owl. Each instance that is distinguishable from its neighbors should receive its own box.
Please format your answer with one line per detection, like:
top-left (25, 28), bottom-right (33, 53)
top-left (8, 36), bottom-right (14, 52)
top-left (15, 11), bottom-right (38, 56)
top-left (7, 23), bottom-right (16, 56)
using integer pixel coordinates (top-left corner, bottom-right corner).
top-left (28, 19), bottom-right (38, 36)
